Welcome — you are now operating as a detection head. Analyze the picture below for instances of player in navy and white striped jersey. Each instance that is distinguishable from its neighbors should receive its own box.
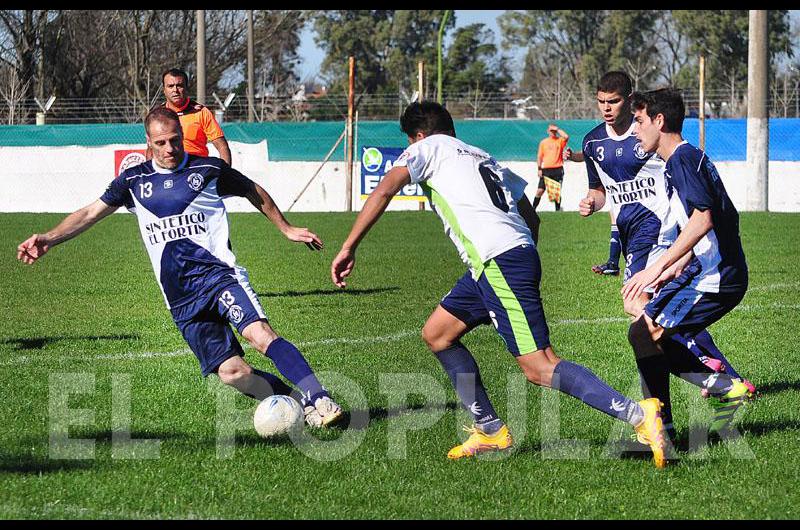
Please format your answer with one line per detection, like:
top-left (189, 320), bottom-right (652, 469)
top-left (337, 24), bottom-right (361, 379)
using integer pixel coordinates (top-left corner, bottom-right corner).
top-left (16, 107), bottom-right (343, 428)
top-left (578, 72), bottom-right (752, 441)
top-left (623, 88), bottom-right (752, 437)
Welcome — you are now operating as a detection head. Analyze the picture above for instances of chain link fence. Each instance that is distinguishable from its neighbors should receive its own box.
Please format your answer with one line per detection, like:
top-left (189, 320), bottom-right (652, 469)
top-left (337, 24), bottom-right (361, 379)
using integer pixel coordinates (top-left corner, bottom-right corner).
top-left (3, 86), bottom-right (800, 125)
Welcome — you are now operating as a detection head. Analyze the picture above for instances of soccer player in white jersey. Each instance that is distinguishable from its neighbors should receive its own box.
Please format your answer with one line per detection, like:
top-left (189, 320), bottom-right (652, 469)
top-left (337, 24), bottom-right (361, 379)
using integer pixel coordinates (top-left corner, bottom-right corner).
top-left (330, 101), bottom-right (668, 467)
top-left (577, 72), bottom-right (752, 443)
top-left (16, 107), bottom-right (342, 428)
top-left (623, 88), bottom-right (751, 437)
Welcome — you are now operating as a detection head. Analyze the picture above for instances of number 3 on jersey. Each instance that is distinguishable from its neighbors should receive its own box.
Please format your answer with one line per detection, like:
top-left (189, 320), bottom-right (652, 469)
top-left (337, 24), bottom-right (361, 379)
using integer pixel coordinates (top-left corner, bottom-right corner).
top-left (479, 162), bottom-right (510, 212)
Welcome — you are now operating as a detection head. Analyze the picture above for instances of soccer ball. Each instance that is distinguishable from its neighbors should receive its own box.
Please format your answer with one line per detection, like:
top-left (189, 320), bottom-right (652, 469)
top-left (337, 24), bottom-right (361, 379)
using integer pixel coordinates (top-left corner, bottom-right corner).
top-left (253, 394), bottom-right (304, 438)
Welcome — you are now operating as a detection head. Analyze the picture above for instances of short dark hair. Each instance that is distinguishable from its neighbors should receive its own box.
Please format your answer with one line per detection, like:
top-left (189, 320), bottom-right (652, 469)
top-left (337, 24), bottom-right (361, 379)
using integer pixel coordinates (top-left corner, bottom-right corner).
top-left (597, 71), bottom-right (633, 98)
top-left (631, 88), bottom-right (686, 133)
top-left (400, 101), bottom-right (456, 138)
top-left (145, 106), bottom-right (181, 134)
top-left (162, 68), bottom-right (189, 87)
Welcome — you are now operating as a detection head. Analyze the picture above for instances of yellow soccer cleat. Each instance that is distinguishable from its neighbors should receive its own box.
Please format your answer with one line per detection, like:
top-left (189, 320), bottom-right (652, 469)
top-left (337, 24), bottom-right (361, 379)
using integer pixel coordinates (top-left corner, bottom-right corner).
top-left (447, 424), bottom-right (513, 460)
top-left (633, 398), bottom-right (668, 469)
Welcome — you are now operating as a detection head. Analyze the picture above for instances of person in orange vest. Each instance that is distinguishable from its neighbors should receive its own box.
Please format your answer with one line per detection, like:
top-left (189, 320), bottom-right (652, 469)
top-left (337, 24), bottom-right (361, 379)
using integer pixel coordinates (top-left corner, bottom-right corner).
top-left (147, 68), bottom-right (232, 165)
top-left (533, 124), bottom-right (569, 211)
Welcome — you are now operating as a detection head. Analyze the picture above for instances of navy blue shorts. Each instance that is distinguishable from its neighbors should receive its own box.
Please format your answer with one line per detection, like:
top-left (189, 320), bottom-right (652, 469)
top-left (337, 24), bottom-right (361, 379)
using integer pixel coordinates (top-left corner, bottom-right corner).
top-left (644, 269), bottom-right (746, 335)
top-left (171, 271), bottom-right (268, 376)
top-left (440, 244), bottom-right (551, 355)
top-left (623, 242), bottom-right (669, 293)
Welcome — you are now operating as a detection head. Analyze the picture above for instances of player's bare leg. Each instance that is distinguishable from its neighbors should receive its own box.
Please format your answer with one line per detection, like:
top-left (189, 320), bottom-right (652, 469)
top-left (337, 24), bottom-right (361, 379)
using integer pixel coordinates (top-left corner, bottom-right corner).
top-left (217, 354), bottom-right (292, 400)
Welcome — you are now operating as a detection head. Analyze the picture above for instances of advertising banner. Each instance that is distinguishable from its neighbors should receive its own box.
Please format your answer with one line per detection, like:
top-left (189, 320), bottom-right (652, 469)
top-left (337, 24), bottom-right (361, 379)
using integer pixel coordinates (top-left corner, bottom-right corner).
top-left (114, 149), bottom-right (147, 176)
top-left (360, 146), bottom-right (425, 201)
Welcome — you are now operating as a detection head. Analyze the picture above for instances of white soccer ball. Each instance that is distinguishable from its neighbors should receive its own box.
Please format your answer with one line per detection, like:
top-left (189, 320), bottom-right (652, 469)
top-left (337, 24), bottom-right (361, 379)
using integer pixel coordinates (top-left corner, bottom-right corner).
top-left (253, 394), bottom-right (304, 438)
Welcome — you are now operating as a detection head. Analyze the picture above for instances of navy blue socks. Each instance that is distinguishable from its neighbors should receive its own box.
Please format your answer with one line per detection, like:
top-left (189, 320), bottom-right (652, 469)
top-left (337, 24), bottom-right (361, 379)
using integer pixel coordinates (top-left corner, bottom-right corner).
top-left (435, 342), bottom-right (502, 434)
top-left (265, 337), bottom-right (329, 407)
top-left (608, 224), bottom-right (621, 265)
top-left (552, 360), bottom-right (643, 426)
top-left (692, 329), bottom-right (741, 379)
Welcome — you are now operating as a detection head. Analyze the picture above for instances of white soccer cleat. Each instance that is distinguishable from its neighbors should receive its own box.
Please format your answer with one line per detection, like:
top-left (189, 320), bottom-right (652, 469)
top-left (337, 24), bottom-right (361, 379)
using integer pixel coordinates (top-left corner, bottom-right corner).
top-left (303, 396), bottom-right (343, 427)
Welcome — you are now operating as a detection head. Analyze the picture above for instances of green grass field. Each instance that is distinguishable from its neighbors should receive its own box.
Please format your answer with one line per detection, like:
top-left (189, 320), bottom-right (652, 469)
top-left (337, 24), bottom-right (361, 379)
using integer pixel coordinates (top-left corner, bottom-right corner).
top-left (1, 210), bottom-right (799, 519)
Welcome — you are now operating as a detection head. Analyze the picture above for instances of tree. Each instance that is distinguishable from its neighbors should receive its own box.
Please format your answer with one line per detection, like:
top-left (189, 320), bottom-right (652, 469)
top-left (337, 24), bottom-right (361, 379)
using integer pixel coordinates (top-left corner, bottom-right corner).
top-left (313, 10), bottom-right (454, 97)
top-left (0, 10), bottom-right (53, 100)
top-left (652, 12), bottom-right (692, 86)
top-left (672, 10), bottom-right (791, 115)
top-left (444, 23), bottom-right (511, 95)
top-left (499, 11), bottom-right (607, 90)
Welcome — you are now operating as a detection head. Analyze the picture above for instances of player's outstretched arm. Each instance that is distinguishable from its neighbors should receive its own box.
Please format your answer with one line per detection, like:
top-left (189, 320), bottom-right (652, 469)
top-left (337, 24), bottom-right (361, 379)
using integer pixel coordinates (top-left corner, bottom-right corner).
top-left (622, 208), bottom-right (713, 301)
top-left (17, 200), bottom-right (118, 265)
top-left (245, 181), bottom-right (322, 251)
top-left (212, 137), bottom-right (232, 166)
top-left (331, 166), bottom-right (411, 288)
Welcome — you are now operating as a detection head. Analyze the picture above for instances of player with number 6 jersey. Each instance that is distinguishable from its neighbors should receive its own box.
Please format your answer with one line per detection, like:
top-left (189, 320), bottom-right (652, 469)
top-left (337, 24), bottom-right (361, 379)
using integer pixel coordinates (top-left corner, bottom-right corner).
top-left (331, 101), bottom-right (668, 467)
top-left (395, 134), bottom-right (533, 280)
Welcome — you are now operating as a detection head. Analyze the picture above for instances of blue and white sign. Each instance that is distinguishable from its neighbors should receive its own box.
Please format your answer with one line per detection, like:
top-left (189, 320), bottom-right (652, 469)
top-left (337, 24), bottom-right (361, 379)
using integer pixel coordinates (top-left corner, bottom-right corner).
top-left (360, 146), bottom-right (425, 201)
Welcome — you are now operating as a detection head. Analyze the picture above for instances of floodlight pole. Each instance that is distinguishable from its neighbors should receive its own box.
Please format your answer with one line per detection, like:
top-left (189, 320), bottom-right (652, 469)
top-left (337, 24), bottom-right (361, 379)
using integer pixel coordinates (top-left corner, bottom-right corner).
top-left (418, 61), bottom-right (424, 102)
top-left (247, 10), bottom-right (255, 123)
top-left (437, 10), bottom-right (451, 105)
top-left (699, 54), bottom-right (706, 150)
top-left (345, 56), bottom-right (355, 212)
top-left (746, 10), bottom-right (769, 211)
top-left (197, 10), bottom-right (206, 105)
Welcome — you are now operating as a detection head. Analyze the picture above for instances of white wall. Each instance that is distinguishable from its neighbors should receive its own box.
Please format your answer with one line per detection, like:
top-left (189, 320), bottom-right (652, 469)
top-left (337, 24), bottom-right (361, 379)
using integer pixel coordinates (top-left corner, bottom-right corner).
top-left (1, 144), bottom-right (798, 213)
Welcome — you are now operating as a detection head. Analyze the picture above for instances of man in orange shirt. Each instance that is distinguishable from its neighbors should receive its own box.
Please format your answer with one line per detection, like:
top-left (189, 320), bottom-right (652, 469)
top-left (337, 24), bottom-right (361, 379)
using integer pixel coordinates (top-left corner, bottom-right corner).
top-left (533, 124), bottom-right (569, 211)
top-left (148, 68), bottom-right (232, 165)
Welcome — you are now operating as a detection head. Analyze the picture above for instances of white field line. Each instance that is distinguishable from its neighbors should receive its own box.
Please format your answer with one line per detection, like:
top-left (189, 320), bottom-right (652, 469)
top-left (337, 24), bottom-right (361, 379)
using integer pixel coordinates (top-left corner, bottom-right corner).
top-left (553, 316), bottom-right (630, 325)
top-left (735, 302), bottom-right (800, 311)
top-left (747, 282), bottom-right (800, 292)
top-left (0, 316), bottom-right (652, 367)
top-left (1, 500), bottom-right (206, 520)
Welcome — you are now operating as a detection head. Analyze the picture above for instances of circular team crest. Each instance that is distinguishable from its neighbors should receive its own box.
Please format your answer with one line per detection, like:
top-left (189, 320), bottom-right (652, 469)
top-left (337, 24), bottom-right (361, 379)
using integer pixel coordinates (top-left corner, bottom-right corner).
top-left (633, 142), bottom-right (649, 160)
top-left (120, 152), bottom-right (146, 171)
top-left (228, 305), bottom-right (244, 324)
top-left (362, 147), bottom-right (383, 172)
top-left (187, 173), bottom-right (204, 191)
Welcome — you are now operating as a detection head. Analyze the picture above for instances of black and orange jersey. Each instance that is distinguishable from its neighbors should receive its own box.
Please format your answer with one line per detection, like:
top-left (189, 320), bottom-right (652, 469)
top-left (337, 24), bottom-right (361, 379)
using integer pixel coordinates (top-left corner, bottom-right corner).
top-left (161, 99), bottom-right (224, 157)
top-left (537, 135), bottom-right (568, 169)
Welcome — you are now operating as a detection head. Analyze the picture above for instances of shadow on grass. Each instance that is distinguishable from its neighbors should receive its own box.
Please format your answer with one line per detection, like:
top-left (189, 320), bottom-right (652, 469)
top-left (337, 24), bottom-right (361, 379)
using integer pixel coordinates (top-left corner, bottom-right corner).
top-left (257, 287), bottom-right (400, 298)
top-left (0, 334), bottom-right (140, 351)
top-left (0, 451), bottom-right (95, 474)
top-left (227, 432), bottom-right (308, 448)
top-left (345, 401), bottom-right (462, 430)
top-left (69, 428), bottom-right (190, 444)
top-left (0, 429), bottom-right (185, 474)
top-left (735, 418), bottom-right (800, 437)
top-left (605, 417), bottom-right (800, 463)
top-left (751, 380), bottom-right (800, 395)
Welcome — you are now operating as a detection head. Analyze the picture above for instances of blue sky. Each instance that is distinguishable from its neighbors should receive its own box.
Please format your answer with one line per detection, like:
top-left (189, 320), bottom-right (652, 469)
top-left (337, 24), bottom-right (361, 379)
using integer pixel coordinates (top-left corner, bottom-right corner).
top-left (296, 10), bottom-right (512, 82)
top-left (295, 10), bottom-right (800, 82)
